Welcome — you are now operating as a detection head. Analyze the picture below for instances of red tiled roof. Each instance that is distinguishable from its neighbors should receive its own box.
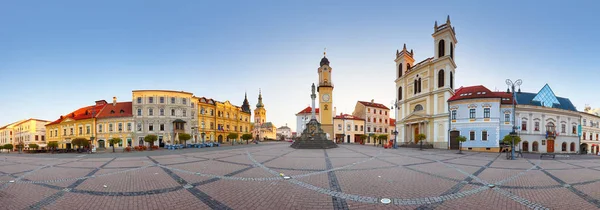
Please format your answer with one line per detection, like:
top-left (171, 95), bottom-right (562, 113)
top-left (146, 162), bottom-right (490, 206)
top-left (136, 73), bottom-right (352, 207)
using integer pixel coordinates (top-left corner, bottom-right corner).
top-left (358, 101), bottom-right (390, 110)
top-left (46, 103), bottom-right (108, 126)
top-left (389, 118), bottom-right (396, 126)
top-left (297, 106), bottom-right (319, 115)
top-left (447, 85), bottom-right (513, 104)
top-left (333, 114), bottom-right (364, 120)
top-left (96, 102), bottom-right (133, 118)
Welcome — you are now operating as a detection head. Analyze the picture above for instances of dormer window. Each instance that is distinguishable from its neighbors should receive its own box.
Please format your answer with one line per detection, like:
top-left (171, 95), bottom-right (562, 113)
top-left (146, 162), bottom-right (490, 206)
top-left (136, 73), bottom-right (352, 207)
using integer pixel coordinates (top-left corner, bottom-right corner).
top-left (110, 110), bottom-right (115, 114)
top-left (120, 109), bottom-right (125, 113)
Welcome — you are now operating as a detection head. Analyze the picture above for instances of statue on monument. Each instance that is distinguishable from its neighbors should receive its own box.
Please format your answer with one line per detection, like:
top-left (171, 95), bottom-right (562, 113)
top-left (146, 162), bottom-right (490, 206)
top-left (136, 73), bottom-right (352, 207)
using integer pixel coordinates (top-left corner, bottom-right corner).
top-left (290, 84), bottom-right (338, 149)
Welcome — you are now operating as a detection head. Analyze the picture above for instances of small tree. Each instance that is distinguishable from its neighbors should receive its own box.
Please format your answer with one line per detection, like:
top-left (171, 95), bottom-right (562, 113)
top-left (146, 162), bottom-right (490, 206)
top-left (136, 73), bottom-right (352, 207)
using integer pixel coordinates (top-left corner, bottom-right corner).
top-left (356, 134), bottom-right (367, 144)
top-left (16, 141), bottom-right (25, 154)
top-left (456, 135), bottom-right (467, 154)
top-left (144, 135), bottom-right (158, 150)
top-left (47, 141), bottom-right (59, 153)
top-left (378, 134), bottom-right (388, 146)
top-left (71, 138), bottom-right (88, 149)
top-left (502, 134), bottom-right (522, 146)
top-left (178, 133), bottom-right (191, 147)
top-left (415, 134), bottom-right (427, 143)
top-left (28, 144), bottom-right (39, 150)
top-left (4, 144), bottom-right (13, 153)
top-left (108, 138), bottom-right (122, 153)
top-left (241, 133), bottom-right (253, 144)
top-left (227, 133), bottom-right (238, 145)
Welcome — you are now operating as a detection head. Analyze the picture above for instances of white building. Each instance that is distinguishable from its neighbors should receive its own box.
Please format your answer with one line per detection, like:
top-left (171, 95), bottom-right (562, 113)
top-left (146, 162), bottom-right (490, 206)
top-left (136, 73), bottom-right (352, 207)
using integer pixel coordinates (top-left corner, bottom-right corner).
top-left (580, 106), bottom-right (600, 154)
top-left (295, 106), bottom-right (319, 134)
top-left (516, 84), bottom-right (580, 153)
top-left (12, 119), bottom-right (50, 148)
top-left (276, 124), bottom-right (292, 140)
top-left (395, 16), bottom-right (457, 149)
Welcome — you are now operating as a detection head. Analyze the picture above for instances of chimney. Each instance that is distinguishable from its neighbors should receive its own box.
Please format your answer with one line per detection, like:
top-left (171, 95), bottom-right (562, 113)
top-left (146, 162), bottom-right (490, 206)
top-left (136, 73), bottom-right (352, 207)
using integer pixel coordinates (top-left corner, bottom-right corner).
top-left (371, 99), bottom-right (374, 103)
top-left (113, 97), bottom-right (117, 106)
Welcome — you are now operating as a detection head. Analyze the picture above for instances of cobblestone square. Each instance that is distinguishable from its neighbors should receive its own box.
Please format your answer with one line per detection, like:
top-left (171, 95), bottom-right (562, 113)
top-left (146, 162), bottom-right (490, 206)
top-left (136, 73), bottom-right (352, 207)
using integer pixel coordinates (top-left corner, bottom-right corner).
top-left (2, 143), bottom-right (600, 209)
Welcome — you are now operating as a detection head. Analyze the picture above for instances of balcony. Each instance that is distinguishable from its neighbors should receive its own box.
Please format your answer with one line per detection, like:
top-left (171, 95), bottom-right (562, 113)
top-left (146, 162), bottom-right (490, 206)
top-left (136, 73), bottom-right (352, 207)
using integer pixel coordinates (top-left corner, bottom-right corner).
top-left (546, 131), bottom-right (556, 139)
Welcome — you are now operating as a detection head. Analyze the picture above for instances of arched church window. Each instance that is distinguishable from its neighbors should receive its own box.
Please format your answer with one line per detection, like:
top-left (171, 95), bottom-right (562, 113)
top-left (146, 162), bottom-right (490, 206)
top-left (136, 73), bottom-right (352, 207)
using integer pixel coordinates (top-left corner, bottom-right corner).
top-left (438, 69), bottom-right (445, 88)
top-left (450, 72), bottom-right (454, 89)
top-left (398, 63), bottom-right (403, 78)
top-left (418, 78), bottom-right (422, 93)
top-left (414, 104), bottom-right (424, 112)
top-left (414, 80), bottom-right (417, 94)
top-left (438, 39), bottom-right (445, 58)
top-left (398, 87), bottom-right (402, 100)
top-left (450, 43), bottom-right (454, 59)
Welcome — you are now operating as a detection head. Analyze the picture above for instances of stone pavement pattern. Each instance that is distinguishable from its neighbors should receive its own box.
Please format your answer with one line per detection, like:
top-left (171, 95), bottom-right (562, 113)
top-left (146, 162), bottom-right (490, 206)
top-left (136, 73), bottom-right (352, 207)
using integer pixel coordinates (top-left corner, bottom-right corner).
top-left (2, 143), bottom-right (600, 209)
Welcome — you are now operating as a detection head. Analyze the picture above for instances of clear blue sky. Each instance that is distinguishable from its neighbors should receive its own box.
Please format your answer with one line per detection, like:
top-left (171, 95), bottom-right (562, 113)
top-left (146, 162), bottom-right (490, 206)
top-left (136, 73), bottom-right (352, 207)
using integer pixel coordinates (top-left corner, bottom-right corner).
top-left (1, 0), bottom-right (598, 131)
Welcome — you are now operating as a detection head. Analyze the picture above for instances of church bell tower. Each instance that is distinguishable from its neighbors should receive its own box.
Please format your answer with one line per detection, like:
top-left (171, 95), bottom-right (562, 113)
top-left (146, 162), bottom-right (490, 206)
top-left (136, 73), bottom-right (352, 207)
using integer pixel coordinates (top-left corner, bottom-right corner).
top-left (318, 50), bottom-right (334, 139)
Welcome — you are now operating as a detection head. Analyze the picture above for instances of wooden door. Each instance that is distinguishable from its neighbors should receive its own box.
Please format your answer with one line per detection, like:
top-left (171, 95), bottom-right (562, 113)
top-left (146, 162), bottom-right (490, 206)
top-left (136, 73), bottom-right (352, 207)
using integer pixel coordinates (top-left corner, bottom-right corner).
top-left (449, 131), bottom-right (460, 150)
top-left (547, 140), bottom-right (554, 153)
top-left (414, 127), bottom-right (420, 144)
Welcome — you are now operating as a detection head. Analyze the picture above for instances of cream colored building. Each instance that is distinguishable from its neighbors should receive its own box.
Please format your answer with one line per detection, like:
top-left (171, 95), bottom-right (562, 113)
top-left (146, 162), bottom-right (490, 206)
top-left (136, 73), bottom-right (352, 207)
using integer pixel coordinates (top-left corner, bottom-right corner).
top-left (95, 97), bottom-right (134, 149)
top-left (13, 119), bottom-right (50, 148)
top-left (580, 105), bottom-right (600, 154)
top-left (333, 114), bottom-right (365, 144)
top-left (0, 120), bottom-right (25, 146)
top-left (395, 16), bottom-right (457, 149)
top-left (252, 90), bottom-right (277, 140)
top-left (352, 100), bottom-right (391, 143)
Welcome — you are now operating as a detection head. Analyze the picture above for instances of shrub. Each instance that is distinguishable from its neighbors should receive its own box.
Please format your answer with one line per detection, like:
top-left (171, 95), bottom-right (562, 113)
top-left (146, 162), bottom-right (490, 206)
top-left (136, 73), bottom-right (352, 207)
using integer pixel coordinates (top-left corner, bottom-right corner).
top-left (151, 145), bottom-right (159, 150)
top-left (125, 146), bottom-right (132, 152)
top-left (144, 135), bottom-right (157, 150)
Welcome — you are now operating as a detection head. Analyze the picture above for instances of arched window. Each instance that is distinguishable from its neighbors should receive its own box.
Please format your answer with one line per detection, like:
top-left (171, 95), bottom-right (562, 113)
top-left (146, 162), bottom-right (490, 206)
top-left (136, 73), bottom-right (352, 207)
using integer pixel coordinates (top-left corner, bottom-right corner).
top-left (414, 104), bottom-right (424, 112)
top-left (450, 72), bottom-right (454, 89)
top-left (570, 142), bottom-right (575, 152)
top-left (407, 63), bottom-right (411, 70)
top-left (418, 78), bottom-right (422, 93)
top-left (438, 69), bottom-right (445, 88)
top-left (414, 79), bottom-right (417, 94)
top-left (398, 63), bottom-right (403, 78)
top-left (533, 141), bottom-right (539, 152)
top-left (522, 141), bottom-right (529, 152)
top-left (438, 39), bottom-right (445, 58)
top-left (398, 87), bottom-right (402, 100)
top-left (562, 142), bottom-right (567, 152)
top-left (450, 43), bottom-right (454, 59)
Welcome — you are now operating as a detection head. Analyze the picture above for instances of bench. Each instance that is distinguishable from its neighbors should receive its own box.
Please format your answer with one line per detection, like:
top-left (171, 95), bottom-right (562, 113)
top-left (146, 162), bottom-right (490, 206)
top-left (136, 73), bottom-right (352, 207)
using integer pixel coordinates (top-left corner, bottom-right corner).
top-left (540, 153), bottom-right (555, 159)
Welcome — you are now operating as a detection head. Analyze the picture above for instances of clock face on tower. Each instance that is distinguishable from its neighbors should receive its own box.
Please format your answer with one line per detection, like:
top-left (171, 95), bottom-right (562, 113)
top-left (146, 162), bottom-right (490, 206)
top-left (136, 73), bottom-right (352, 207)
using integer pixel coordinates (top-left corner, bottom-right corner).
top-left (322, 94), bottom-right (330, 102)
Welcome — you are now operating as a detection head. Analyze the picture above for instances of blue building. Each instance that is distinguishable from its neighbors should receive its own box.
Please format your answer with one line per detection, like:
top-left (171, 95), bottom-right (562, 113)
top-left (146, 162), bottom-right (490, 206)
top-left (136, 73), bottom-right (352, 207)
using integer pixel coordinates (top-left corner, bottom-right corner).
top-left (447, 86), bottom-right (513, 152)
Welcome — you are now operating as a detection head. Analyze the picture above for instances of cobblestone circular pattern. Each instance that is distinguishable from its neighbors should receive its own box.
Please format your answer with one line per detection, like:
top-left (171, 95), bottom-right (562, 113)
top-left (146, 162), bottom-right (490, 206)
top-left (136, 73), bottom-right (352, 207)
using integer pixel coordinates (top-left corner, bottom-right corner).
top-left (2, 143), bottom-right (600, 209)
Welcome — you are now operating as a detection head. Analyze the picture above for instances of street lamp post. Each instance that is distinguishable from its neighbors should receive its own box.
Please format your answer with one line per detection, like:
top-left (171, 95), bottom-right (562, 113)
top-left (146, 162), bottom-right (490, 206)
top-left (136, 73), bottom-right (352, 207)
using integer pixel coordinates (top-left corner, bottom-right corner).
top-left (391, 100), bottom-right (400, 149)
top-left (191, 126), bottom-right (198, 144)
top-left (506, 79), bottom-right (522, 160)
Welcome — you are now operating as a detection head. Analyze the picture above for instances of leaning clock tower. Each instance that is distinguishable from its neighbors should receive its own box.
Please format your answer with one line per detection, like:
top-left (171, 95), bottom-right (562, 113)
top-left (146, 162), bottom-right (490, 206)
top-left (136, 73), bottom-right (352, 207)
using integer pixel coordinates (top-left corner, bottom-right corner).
top-left (318, 51), bottom-right (334, 139)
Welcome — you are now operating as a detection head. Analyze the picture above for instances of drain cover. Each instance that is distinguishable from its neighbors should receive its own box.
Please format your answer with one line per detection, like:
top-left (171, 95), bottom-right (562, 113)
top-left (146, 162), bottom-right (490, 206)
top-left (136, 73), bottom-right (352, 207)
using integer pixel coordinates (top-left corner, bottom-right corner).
top-left (283, 176), bottom-right (291, 180)
top-left (380, 198), bottom-right (391, 204)
top-left (488, 184), bottom-right (495, 188)
top-left (9, 180), bottom-right (14, 183)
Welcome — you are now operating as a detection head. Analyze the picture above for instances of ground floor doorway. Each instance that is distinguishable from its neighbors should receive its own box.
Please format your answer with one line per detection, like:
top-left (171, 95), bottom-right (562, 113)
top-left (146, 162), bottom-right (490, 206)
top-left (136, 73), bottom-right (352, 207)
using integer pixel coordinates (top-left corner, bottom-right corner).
top-left (449, 131), bottom-right (460, 150)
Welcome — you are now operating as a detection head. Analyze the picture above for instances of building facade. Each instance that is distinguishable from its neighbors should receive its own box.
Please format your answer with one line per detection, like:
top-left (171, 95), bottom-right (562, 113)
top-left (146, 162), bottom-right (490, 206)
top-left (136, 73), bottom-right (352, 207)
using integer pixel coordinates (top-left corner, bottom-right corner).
top-left (46, 100), bottom-right (107, 149)
top-left (318, 53), bottom-right (334, 139)
top-left (448, 86), bottom-right (513, 152)
top-left (395, 16), bottom-right (457, 149)
top-left (516, 84), bottom-right (580, 153)
top-left (352, 100), bottom-right (391, 143)
top-left (13, 119), bottom-right (50, 149)
top-left (276, 124), bottom-right (292, 140)
top-left (295, 106), bottom-right (319, 134)
top-left (0, 120), bottom-right (26, 146)
top-left (95, 97), bottom-right (133, 148)
top-left (580, 106), bottom-right (600, 154)
top-left (252, 90), bottom-right (277, 140)
top-left (333, 113), bottom-right (365, 144)
top-left (132, 90), bottom-right (194, 147)
top-left (194, 94), bottom-right (251, 144)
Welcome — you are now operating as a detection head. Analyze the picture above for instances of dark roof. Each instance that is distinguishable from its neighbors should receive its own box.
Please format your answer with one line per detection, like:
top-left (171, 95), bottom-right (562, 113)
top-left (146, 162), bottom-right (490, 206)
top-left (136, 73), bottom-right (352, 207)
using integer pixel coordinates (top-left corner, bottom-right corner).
top-left (515, 92), bottom-right (577, 111)
top-left (447, 85), bottom-right (513, 104)
top-left (96, 102), bottom-right (133, 119)
top-left (358, 101), bottom-right (390, 110)
top-left (297, 106), bottom-right (319, 115)
top-left (173, 119), bottom-right (187, 123)
top-left (320, 56), bottom-right (330, 66)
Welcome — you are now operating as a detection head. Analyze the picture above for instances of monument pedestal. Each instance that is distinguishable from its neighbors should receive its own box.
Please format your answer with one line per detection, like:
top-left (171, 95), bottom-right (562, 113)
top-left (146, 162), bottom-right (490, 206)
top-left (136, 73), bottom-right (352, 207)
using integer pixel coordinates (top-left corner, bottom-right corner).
top-left (291, 119), bottom-right (338, 149)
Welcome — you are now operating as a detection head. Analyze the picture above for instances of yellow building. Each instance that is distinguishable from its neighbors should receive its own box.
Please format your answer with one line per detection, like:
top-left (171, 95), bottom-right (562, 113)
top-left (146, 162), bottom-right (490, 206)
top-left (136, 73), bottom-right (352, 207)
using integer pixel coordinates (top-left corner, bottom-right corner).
top-left (318, 52), bottom-right (334, 139)
top-left (252, 90), bottom-right (277, 140)
top-left (195, 93), bottom-right (252, 143)
top-left (0, 119), bottom-right (27, 146)
top-left (13, 119), bottom-right (50, 148)
top-left (333, 114), bottom-right (365, 144)
top-left (95, 97), bottom-right (133, 149)
top-left (46, 100), bottom-right (108, 149)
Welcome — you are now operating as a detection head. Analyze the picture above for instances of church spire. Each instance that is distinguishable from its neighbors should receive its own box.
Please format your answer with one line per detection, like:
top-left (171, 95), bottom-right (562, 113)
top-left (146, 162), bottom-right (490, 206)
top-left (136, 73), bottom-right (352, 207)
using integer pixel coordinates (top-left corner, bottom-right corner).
top-left (256, 89), bottom-right (264, 108)
top-left (242, 91), bottom-right (251, 113)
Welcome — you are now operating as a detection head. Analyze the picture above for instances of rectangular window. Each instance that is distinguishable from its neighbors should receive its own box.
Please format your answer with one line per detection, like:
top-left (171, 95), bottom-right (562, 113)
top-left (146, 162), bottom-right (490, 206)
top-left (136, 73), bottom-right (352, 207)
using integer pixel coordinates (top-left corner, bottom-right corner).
top-left (347, 124), bottom-right (351, 131)
top-left (70, 128), bottom-right (73, 135)
top-left (160, 124), bottom-right (164, 131)
top-left (484, 108), bottom-right (490, 118)
top-left (54, 130), bottom-right (57, 137)
top-left (183, 110), bottom-right (187, 117)
top-left (171, 109), bottom-right (175, 116)
top-left (583, 132), bottom-right (587, 140)
top-left (361, 125), bottom-right (364, 131)
top-left (534, 122), bottom-right (540, 131)
top-left (373, 109), bottom-right (376, 114)
top-left (160, 108), bottom-right (164, 116)
top-left (191, 103), bottom-right (194, 108)
top-left (171, 97), bottom-right (176, 104)
top-left (561, 124), bottom-right (566, 133)
top-left (542, 140), bottom-right (546, 145)
top-left (79, 127), bottom-right (82, 135)
top-left (355, 125), bottom-right (358, 131)
top-left (573, 126), bottom-right (577, 134)
top-left (469, 109), bottom-right (476, 119)
top-left (182, 98), bottom-right (187, 105)
top-left (137, 97), bottom-right (142, 104)
top-left (109, 124), bottom-right (113, 132)
top-left (137, 123), bottom-right (142, 131)
top-left (148, 97), bottom-right (154, 104)
top-left (63, 129), bottom-right (66, 136)
top-left (137, 109), bottom-right (142, 116)
top-left (482, 131), bottom-right (487, 141)
top-left (149, 123), bottom-right (154, 131)
top-left (98, 125), bottom-right (103, 133)
top-left (118, 123), bottom-right (123, 132)
top-left (584, 119), bottom-right (587, 126)
top-left (160, 97), bottom-right (165, 104)
top-left (35, 135), bottom-right (39, 140)
top-left (127, 123), bottom-right (132, 131)
top-left (149, 108), bottom-right (154, 116)
top-left (451, 110), bottom-right (456, 120)
top-left (504, 114), bottom-right (510, 122)
top-left (470, 131), bottom-right (475, 140)
top-left (368, 127), bottom-right (371, 132)
top-left (41, 135), bottom-right (45, 141)
top-left (86, 126), bottom-right (90, 134)
top-left (522, 121), bottom-right (527, 131)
